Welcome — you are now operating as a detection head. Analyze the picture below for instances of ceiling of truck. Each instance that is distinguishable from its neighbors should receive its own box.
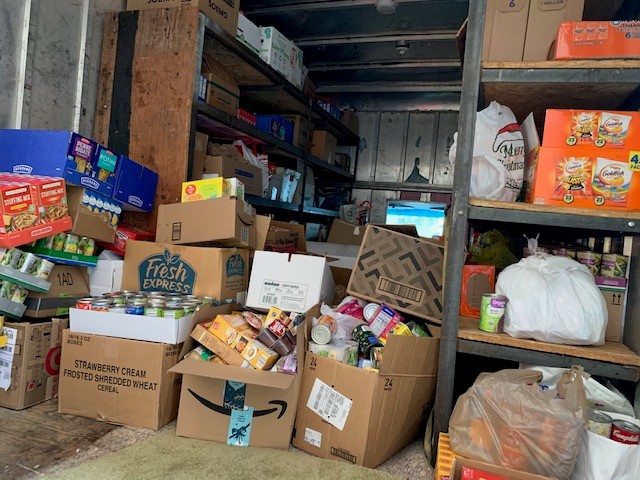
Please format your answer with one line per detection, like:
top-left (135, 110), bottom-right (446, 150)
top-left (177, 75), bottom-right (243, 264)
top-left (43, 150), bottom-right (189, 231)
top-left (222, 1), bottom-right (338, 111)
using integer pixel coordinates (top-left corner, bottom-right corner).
top-left (241, 0), bottom-right (468, 95)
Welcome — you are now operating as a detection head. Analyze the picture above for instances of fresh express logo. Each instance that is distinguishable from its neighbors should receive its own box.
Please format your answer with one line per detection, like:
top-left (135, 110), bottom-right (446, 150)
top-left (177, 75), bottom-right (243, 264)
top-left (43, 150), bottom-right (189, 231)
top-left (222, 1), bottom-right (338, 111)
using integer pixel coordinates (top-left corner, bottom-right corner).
top-left (138, 249), bottom-right (197, 294)
top-left (226, 254), bottom-right (245, 277)
top-left (12, 164), bottom-right (33, 174)
top-left (80, 177), bottom-right (100, 189)
top-left (127, 195), bottom-right (143, 208)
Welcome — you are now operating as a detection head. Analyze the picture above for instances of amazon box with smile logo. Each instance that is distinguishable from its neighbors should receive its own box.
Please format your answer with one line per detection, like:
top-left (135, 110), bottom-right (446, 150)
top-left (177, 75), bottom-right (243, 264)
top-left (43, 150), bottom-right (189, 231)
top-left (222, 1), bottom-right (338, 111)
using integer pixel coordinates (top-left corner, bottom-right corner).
top-left (169, 303), bottom-right (310, 449)
top-left (122, 240), bottom-right (248, 301)
top-left (156, 197), bottom-right (256, 249)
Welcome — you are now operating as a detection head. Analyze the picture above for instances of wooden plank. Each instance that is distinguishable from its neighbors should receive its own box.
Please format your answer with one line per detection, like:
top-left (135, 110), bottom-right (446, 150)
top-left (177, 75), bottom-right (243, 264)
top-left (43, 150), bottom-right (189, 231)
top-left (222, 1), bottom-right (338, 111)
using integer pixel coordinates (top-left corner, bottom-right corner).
top-left (0, 399), bottom-right (117, 479)
top-left (484, 60), bottom-right (640, 70)
top-left (459, 316), bottom-right (640, 367)
top-left (123, 6), bottom-right (200, 231)
top-left (483, 81), bottom-right (638, 126)
top-left (469, 198), bottom-right (640, 220)
top-left (93, 11), bottom-right (118, 145)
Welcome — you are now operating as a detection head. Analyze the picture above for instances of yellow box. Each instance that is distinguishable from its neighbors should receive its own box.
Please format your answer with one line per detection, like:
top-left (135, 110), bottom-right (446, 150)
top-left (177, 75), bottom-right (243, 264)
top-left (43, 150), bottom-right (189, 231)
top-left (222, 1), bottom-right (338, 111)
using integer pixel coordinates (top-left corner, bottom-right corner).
top-left (436, 433), bottom-right (460, 480)
top-left (207, 314), bottom-right (279, 370)
top-left (181, 177), bottom-right (244, 202)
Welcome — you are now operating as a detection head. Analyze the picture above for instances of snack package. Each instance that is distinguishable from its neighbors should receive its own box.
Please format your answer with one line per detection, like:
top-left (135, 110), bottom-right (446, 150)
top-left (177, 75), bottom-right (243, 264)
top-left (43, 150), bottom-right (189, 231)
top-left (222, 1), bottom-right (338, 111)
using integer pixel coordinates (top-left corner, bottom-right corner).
top-left (553, 156), bottom-right (592, 200)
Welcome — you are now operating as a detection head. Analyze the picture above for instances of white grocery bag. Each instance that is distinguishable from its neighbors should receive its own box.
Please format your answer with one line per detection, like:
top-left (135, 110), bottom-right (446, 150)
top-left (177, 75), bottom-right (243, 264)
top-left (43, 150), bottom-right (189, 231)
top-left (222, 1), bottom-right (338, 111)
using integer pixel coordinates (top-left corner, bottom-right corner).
top-left (449, 101), bottom-right (525, 202)
top-left (496, 254), bottom-right (608, 345)
top-left (573, 413), bottom-right (640, 480)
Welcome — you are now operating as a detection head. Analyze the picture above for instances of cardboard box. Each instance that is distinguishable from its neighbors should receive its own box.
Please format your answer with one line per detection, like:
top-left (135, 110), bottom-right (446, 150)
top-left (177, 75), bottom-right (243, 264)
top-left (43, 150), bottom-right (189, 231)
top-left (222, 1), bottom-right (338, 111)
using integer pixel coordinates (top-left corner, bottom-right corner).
top-left (113, 154), bottom-right (159, 212)
top-left (0, 318), bottom-right (67, 409)
top-left (169, 302), bottom-right (307, 448)
top-left (306, 242), bottom-right (359, 270)
top-left (58, 331), bottom-right (182, 429)
top-left (126, 0), bottom-right (239, 37)
top-left (181, 177), bottom-right (244, 202)
top-left (237, 13), bottom-right (261, 54)
top-left (542, 109), bottom-right (640, 151)
top-left (246, 251), bottom-right (335, 313)
top-left (310, 130), bottom-right (337, 164)
top-left (284, 115), bottom-right (312, 150)
top-left (327, 219), bottom-right (365, 246)
top-left (348, 225), bottom-right (444, 323)
top-left (90, 252), bottom-right (124, 296)
top-left (156, 197), bottom-right (256, 248)
top-left (67, 186), bottom-right (121, 244)
top-left (596, 276), bottom-right (627, 342)
top-left (341, 110), bottom-right (359, 135)
top-left (259, 27), bottom-right (304, 88)
top-left (122, 240), bottom-right (249, 300)
top-left (0, 130), bottom-right (114, 196)
top-left (436, 433), bottom-right (461, 480)
top-left (192, 132), bottom-right (208, 180)
top-left (24, 266), bottom-right (90, 318)
top-left (256, 115), bottom-right (294, 144)
top-left (292, 328), bottom-right (440, 468)
top-left (528, 147), bottom-right (640, 211)
top-left (451, 457), bottom-right (554, 480)
top-left (523, 0), bottom-right (584, 61)
top-left (203, 154), bottom-right (263, 197)
top-left (255, 218), bottom-right (307, 253)
top-left (482, 0), bottom-right (530, 62)
top-left (555, 21), bottom-right (640, 60)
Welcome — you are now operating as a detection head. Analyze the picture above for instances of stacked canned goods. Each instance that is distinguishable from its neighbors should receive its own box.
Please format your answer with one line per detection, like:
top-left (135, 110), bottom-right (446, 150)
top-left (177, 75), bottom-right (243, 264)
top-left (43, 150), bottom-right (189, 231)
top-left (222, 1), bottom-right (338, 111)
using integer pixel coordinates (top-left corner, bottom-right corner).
top-left (587, 409), bottom-right (640, 444)
top-left (35, 234), bottom-right (95, 256)
top-left (75, 291), bottom-right (230, 317)
top-left (0, 247), bottom-right (55, 280)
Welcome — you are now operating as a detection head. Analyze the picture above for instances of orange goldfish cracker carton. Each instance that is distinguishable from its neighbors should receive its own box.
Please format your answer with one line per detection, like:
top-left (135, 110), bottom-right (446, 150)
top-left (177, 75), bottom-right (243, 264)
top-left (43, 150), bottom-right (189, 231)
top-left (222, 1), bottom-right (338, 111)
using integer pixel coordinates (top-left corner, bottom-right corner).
top-left (555, 21), bottom-right (640, 60)
top-left (543, 110), bottom-right (640, 150)
top-left (529, 147), bottom-right (640, 211)
top-left (207, 314), bottom-right (279, 370)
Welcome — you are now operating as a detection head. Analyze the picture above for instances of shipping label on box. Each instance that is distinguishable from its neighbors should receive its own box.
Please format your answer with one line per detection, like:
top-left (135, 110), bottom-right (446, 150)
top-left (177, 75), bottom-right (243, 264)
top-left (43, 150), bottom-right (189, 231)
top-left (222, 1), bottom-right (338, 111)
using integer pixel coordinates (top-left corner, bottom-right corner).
top-left (58, 331), bottom-right (182, 429)
top-left (348, 225), bottom-right (444, 323)
top-left (122, 240), bottom-right (248, 300)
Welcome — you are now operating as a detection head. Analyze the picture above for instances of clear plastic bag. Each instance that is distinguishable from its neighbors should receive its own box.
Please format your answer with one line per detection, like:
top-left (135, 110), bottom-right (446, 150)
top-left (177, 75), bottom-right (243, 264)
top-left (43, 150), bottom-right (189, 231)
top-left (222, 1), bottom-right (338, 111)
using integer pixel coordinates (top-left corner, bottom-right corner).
top-left (449, 367), bottom-right (587, 480)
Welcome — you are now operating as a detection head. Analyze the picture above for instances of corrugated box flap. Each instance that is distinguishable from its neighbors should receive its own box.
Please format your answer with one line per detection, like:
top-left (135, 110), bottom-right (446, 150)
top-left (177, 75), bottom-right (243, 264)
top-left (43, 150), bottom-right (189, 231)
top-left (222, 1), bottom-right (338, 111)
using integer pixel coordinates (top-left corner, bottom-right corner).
top-left (379, 333), bottom-right (440, 377)
top-left (169, 359), bottom-right (295, 390)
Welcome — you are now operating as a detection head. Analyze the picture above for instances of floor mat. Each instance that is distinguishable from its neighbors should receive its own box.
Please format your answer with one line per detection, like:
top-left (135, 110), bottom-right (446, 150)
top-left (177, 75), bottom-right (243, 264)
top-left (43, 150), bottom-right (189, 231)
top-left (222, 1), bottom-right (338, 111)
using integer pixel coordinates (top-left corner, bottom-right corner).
top-left (45, 427), bottom-right (400, 480)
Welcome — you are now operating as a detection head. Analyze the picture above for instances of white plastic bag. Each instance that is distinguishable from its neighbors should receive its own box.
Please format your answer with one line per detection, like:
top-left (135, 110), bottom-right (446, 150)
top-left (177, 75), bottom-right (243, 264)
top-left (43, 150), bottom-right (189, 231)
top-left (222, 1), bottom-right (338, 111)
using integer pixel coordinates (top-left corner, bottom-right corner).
top-left (573, 412), bottom-right (640, 480)
top-left (449, 101), bottom-right (525, 202)
top-left (496, 254), bottom-right (608, 345)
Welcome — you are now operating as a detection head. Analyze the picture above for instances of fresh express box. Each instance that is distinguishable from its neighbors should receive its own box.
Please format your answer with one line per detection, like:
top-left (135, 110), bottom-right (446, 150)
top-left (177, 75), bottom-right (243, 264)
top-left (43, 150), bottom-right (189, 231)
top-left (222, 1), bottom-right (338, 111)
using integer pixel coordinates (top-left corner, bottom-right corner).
top-left (0, 318), bottom-right (68, 409)
top-left (121, 240), bottom-right (248, 301)
top-left (0, 130), bottom-right (115, 196)
top-left (347, 225), bottom-right (445, 323)
top-left (170, 303), bottom-right (308, 449)
top-left (293, 324), bottom-right (440, 468)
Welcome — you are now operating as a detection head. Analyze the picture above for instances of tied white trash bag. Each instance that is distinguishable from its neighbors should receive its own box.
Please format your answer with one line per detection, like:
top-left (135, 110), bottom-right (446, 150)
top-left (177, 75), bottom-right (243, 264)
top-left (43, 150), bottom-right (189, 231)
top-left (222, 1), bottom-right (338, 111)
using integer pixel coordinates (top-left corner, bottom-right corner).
top-left (449, 101), bottom-right (525, 202)
top-left (573, 412), bottom-right (640, 480)
top-left (496, 254), bottom-right (607, 345)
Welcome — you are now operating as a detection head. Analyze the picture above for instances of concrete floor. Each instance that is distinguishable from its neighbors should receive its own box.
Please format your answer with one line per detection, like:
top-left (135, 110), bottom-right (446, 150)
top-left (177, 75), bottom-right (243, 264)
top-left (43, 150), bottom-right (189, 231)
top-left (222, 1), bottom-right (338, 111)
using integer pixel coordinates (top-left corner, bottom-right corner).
top-left (2, 400), bottom-right (434, 480)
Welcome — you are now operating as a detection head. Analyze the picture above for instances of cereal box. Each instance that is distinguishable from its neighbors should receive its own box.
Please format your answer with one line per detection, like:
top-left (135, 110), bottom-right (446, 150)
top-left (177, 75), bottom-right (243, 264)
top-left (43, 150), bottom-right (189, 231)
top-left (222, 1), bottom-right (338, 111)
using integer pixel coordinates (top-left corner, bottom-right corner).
top-left (528, 147), bottom-right (640, 211)
top-left (207, 314), bottom-right (279, 370)
top-left (543, 110), bottom-right (640, 150)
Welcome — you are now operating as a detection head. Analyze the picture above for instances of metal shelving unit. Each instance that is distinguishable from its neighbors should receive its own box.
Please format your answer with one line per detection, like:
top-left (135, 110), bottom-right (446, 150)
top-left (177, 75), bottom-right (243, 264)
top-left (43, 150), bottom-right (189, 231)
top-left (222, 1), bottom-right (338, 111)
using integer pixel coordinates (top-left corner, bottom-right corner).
top-left (192, 16), bottom-right (358, 220)
top-left (432, 0), bottom-right (640, 456)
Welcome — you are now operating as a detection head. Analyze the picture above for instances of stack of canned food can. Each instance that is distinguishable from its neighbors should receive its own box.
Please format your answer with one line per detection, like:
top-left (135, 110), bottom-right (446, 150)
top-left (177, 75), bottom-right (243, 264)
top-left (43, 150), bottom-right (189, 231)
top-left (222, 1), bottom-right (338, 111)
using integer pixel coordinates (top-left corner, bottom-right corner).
top-left (75, 291), bottom-right (230, 318)
top-left (0, 248), bottom-right (55, 280)
top-left (34, 233), bottom-right (95, 256)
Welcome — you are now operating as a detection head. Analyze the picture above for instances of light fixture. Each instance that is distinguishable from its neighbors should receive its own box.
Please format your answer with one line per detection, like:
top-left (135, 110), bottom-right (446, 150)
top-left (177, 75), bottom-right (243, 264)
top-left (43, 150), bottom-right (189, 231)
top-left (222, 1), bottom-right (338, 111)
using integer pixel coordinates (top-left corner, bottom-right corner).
top-left (375, 0), bottom-right (397, 15)
top-left (395, 40), bottom-right (409, 56)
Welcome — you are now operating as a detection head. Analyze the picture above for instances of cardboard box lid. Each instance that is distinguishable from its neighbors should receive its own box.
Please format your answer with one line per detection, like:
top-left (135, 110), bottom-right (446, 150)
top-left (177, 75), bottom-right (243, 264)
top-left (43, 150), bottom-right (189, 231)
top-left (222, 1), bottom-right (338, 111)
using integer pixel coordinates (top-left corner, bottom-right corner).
top-left (451, 457), bottom-right (554, 480)
top-left (256, 217), bottom-right (307, 252)
top-left (379, 329), bottom-right (440, 376)
top-left (327, 219), bottom-right (365, 246)
top-left (170, 359), bottom-right (295, 389)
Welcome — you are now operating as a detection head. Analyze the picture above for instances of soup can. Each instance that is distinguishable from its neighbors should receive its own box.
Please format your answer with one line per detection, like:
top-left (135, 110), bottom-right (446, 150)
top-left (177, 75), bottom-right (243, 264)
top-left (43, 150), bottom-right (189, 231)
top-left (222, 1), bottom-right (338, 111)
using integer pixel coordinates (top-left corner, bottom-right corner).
top-left (479, 294), bottom-right (507, 333)
top-left (610, 420), bottom-right (640, 445)
top-left (352, 324), bottom-right (383, 357)
top-left (76, 298), bottom-right (94, 310)
top-left (363, 302), bottom-right (380, 321)
top-left (311, 315), bottom-right (338, 345)
top-left (36, 259), bottom-right (55, 280)
top-left (588, 410), bottom-right (613, 437)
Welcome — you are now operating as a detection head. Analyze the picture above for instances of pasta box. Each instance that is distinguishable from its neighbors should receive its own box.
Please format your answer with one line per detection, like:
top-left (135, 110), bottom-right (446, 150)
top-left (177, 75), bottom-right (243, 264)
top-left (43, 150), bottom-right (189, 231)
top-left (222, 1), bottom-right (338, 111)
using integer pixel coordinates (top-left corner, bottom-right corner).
top-left (112, 154), bottom-right (159, 212)
top-left (0, 130), bottom-right (115, 196)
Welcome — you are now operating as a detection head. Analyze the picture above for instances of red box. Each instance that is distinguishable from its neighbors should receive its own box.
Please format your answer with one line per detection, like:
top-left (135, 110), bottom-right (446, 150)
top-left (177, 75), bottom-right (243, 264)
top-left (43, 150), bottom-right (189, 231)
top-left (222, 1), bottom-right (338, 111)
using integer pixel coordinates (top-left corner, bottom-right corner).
top-left (555, 21), bottom-right (640, 60)
top-left (97, 223), bottom-right (155, 255)
top-left (461, 466), bottom-right (508, 480)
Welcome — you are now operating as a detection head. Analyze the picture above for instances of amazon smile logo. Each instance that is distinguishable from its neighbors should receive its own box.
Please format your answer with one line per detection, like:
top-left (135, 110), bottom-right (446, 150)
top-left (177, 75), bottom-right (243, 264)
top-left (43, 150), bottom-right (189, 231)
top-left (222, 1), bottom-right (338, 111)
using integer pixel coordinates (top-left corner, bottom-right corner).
top-left (188, 389), bottom-right (288, 419)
